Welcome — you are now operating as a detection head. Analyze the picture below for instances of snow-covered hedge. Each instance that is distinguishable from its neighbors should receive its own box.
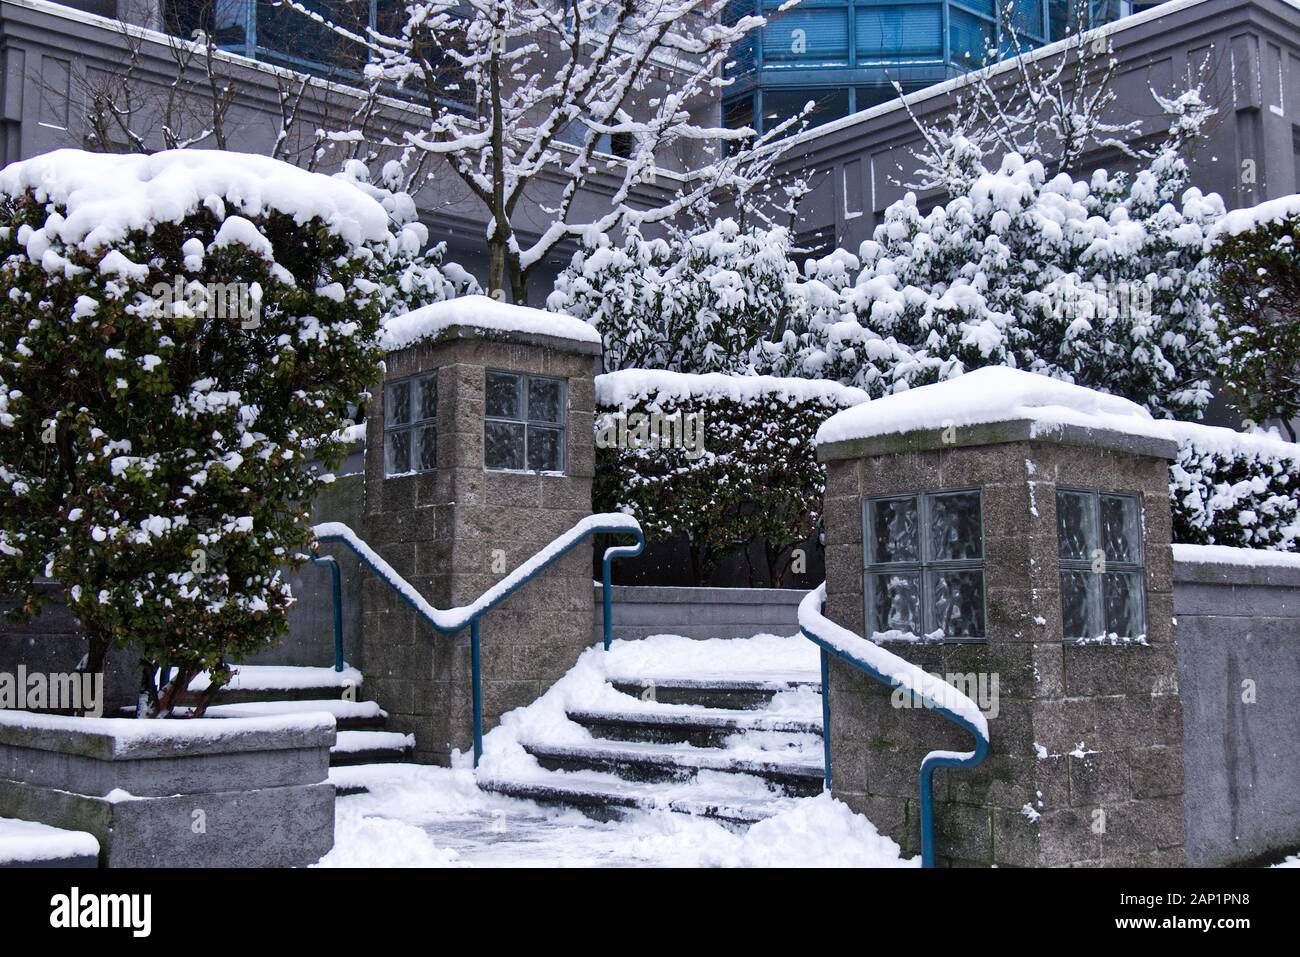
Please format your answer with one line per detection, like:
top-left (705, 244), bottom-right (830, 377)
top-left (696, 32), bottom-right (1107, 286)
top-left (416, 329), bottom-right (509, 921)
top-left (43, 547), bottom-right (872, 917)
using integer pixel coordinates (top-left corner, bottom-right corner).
top-left (1168, 421), bottom-right (1300, 551)
top-left (766, 146), bottom-right (1225, 420)
top-left (0, 149), bottom-right (397, 714)
top-left (549, 219), bottom-right (799, 374)
top-left (595, 370), bottom-right (867, 584)
top-left (1208, 193), bottom-right (1300, 441)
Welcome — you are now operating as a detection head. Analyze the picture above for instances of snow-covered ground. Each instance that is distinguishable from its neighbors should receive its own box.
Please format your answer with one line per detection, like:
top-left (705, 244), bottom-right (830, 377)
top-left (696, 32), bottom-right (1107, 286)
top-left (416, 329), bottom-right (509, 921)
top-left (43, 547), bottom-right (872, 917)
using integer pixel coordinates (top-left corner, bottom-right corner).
top-left (318, 764), bottom-right (909, 868)
top-left (317, 632), bottom-right (911, 868)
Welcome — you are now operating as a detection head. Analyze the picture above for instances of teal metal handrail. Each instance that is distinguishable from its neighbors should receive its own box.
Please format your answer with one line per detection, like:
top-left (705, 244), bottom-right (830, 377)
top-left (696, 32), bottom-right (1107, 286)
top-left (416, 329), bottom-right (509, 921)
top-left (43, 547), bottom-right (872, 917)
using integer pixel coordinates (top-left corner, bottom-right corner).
top-left (798, 584), bottom-right (990, 868)
top-left (309, 514), bottom-right (644, 765)
top-left (308, 552), bottom-right (345, 672)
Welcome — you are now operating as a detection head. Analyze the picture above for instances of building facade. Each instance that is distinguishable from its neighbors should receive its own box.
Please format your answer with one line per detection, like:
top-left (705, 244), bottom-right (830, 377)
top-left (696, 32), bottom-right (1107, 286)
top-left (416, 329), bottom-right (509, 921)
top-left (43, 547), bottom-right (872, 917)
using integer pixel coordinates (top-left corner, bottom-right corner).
top-left (776, 0), bottom-right (1300, 256)
top-left (722, 0), bottom-right (1135, 138)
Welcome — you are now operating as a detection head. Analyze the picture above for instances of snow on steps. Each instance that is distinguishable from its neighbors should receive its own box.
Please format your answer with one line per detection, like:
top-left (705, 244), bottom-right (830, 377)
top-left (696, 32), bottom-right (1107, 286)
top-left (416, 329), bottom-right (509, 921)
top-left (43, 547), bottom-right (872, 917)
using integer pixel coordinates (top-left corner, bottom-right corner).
top-left (478, 644), bottom-right (827, 826)
top-left (522, 740), bottom-right (824, 796)
top-left (186, 665), bottom-right (413, 767)
top-left (0, 817), bottom-right (99, 869)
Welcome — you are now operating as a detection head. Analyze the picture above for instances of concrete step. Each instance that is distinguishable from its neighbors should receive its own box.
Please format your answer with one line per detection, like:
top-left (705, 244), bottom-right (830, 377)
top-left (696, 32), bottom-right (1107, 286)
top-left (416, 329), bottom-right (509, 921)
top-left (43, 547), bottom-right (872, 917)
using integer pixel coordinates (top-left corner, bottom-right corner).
top-left (330, 730), bottom-right (415, 767)
top-left (183, 665), bottom-right (363, 706)
top-left (520, 740), bottom-right (825, 797)
top-left (568, 706), bottom-right (821, 748)
top-left (607, 676), bottom-right (820, 710)
top-left (477, 775), bottom-right (796, 826)
top-left (201, 698), bottom-right (389, 731)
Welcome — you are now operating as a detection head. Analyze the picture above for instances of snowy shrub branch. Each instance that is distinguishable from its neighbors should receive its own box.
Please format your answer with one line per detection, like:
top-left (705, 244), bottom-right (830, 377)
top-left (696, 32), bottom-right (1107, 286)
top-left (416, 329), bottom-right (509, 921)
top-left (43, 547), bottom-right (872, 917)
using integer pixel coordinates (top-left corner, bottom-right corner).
top-left (1168, 422), bottom-right (1300, 552)
top-left (1209, 194), bottom-right (1300, 441)
top-left (595, 371), bottom-right (866, 585)
top-left (0, 150), bottom-right (397, 715)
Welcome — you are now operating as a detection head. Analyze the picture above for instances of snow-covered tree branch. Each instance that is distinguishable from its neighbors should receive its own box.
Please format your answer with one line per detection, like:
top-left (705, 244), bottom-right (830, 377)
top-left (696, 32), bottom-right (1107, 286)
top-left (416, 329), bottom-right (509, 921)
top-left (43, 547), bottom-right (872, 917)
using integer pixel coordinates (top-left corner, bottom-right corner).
top-left (284, 0), bottom-right (793, 302)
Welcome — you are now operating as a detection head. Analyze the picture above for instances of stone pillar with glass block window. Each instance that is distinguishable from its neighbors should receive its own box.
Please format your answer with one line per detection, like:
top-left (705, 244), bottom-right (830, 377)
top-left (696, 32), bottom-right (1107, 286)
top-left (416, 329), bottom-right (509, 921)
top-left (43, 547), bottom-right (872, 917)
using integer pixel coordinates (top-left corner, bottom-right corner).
top-left (360, 298), bottom-right (603, 765)
top-left (815, 368), bottom-right (1186, 867)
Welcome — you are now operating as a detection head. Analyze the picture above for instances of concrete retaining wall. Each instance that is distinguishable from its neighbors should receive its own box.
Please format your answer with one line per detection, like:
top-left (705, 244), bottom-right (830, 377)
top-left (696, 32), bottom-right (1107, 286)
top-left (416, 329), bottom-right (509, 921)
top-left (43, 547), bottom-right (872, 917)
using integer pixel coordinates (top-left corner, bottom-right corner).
top-left (1173, 555), bottom-right (1300, 866)
top-left (593, 585), bottom-right (804, 642)
top-left (0, 711), bottom-right (335, 867)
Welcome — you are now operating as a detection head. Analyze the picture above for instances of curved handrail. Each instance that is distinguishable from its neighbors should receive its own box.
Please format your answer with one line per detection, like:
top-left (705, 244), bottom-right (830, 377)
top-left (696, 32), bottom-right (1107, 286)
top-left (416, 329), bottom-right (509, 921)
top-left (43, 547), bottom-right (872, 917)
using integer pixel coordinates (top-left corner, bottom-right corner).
top-left (310, 514), bottom-right (644, 764)
top-left (797, 584), bottom-right (990, 868)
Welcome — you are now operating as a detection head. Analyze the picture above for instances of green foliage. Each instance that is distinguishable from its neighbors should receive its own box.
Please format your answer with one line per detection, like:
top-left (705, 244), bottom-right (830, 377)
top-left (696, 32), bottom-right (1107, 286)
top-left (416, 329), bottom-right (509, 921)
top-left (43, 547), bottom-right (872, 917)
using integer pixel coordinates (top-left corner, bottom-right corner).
top-left (1211, 205), bottom-right (1300, 441)
top-left (595, 379), bottom-right (859, 585)
top-left (0, 185), bottom-right (390, 712)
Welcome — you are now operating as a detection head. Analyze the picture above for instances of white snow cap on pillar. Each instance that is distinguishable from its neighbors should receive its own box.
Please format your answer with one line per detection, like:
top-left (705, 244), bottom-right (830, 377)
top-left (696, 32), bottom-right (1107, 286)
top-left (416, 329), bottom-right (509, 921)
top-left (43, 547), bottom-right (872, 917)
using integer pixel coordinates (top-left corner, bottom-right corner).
top-left (815, 367), bottom-right (1175, 447)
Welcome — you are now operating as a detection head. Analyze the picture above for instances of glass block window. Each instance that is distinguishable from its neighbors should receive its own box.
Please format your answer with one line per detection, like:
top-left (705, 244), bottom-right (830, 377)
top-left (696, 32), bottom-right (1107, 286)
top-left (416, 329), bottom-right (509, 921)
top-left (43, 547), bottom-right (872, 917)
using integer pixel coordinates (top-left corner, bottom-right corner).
top-left (384, 372), bottom-right (437, 476)
top-left (1056, 489), bottom-right (1146, 641)
top-left (863, 490), bottom-right (985, 640)
top-left (484, 371), bottom-right (566, 473)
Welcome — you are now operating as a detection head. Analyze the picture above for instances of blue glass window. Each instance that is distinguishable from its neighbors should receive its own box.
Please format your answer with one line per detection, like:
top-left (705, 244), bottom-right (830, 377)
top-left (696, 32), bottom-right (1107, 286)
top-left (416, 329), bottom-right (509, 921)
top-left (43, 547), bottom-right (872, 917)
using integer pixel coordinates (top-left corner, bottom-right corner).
top-left (855, 5), bottom-right (944, 61)
top-left (763, 9), bottom-right (851, 63)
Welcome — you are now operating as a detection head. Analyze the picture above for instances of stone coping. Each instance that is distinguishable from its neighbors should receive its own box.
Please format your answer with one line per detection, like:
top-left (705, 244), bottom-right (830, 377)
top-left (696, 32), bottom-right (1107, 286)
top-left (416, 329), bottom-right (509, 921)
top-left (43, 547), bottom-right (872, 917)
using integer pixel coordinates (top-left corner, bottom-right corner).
top-left (0, 710), bottom-right (336, 761)
top-left (817, 417), bottom-right (1179, 462)
top-left (591, 584), bottom-right (807, 604)
top-left (388, 321), bottom-right (604, 357)
top-left (1173, 554), bottom-right (1300, 589)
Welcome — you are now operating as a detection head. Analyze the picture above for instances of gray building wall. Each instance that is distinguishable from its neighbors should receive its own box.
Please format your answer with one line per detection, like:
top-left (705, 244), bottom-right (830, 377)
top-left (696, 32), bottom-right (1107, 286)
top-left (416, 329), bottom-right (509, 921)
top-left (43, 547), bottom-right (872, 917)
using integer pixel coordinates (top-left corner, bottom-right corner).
top-left (1173, 555), bottom-right (1300, 866)
top-left (0, 0), bottom-right (697, 303)
top-left (780, 0), bottom-right (1300, 255)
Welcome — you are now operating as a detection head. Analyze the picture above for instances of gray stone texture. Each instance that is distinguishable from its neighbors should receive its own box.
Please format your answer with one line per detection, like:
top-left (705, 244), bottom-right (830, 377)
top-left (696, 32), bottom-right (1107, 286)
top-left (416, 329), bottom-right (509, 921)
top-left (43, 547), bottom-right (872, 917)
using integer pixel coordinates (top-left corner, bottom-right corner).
top-left (363, 329), bottom-right (599, 765)
top-left (0, 717), bottom-right (335, 867)
top-left (821, 436), bottom-right (1185, 867)
top-left (592, 585), bottom-right (804, 642)
top-left (1173, 557), bottom-right (1300, 866)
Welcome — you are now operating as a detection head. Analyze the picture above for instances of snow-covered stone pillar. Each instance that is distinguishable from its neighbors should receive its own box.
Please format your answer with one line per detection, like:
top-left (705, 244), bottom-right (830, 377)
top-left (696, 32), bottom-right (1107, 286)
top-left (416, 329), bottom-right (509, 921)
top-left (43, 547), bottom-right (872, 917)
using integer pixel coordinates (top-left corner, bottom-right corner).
top-left (362, 298), bottom-right (602, 764)
top-left (814, 369), bottom-right (1185, 867)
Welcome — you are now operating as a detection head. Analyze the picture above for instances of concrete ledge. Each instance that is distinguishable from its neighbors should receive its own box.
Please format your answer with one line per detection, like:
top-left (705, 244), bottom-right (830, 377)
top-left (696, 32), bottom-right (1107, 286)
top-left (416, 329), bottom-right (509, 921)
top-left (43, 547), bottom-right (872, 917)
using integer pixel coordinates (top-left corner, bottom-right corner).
top-left (0, 710), bottom-right (335, 760)
top-left (0, 712), bottom-right (336, 867)
top-left (596, 585), bottom-right (806, 605)
top-left (1173, 551), bottom-right (1300, 589)
top-left (817, 418), bottom-right (1178, 462)
top-left (592, 585), bottom-right (804, 641)
top-left (420, 322), bottom-right (604, 357)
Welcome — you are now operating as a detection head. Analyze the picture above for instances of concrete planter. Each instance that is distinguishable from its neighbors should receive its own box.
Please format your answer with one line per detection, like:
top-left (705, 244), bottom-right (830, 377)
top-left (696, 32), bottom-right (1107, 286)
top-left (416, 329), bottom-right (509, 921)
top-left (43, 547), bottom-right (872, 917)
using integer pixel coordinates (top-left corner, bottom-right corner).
top-left (0, 710), bottom-right (336, 867)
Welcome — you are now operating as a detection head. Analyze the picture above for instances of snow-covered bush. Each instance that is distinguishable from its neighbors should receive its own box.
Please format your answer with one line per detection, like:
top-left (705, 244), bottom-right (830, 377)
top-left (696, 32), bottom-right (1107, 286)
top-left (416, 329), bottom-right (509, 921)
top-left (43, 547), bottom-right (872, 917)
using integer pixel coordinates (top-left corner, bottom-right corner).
top-left (773, 141), bottom-right (1224, 419)
top-left (595, 371), bottom-right (867, 584)
top-left (333, 159), bottom-right (480, 317)
top-left (0, 149), bottom-right (397, 714)
top-left (1209, 194), bottom-right (1300, 441)
top-left (549, 219), bottom-right (800, 374)
top-left (1167, 421), bottom-right (1300, 551)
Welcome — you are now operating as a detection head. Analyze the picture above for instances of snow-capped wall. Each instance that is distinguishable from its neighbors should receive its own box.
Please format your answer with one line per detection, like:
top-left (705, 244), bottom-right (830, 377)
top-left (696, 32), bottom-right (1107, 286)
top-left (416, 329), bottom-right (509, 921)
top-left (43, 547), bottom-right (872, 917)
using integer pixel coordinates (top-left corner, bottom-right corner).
top-left (596, 369), bottom-right (869, 410)
top-left (381, 295), bottom-right (602, 352)
top-left (815, 366), bottom-right (1169, 447)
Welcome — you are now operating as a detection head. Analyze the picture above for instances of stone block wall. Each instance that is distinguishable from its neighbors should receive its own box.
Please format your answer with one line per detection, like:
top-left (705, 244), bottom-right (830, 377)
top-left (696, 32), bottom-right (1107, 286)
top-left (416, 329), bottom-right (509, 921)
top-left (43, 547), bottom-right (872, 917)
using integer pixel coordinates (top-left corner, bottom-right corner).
top-left (1174, 556), bottom-right (1300, 865)
top-left (362, 329), bottom-right (598, 765)
top-left (821, 436), bottom-right (1184, 867)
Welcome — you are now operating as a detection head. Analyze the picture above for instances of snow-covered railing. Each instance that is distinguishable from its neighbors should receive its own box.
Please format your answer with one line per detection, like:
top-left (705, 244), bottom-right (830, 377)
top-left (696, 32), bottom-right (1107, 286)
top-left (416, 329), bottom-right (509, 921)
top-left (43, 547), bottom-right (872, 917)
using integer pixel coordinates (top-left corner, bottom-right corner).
top-left (797, 584), bottom-right (990, 868)
top-left (310, 515), bottom-right (644, 764)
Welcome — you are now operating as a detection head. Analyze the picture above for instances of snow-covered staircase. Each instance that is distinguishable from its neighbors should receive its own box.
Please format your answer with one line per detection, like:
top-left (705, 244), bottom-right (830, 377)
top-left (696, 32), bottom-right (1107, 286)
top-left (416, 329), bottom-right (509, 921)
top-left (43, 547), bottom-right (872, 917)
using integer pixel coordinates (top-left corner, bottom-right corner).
top-left (182, 665), bottom-right (415, 769)
top-left (478, 653), bottom-right (826, 827)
